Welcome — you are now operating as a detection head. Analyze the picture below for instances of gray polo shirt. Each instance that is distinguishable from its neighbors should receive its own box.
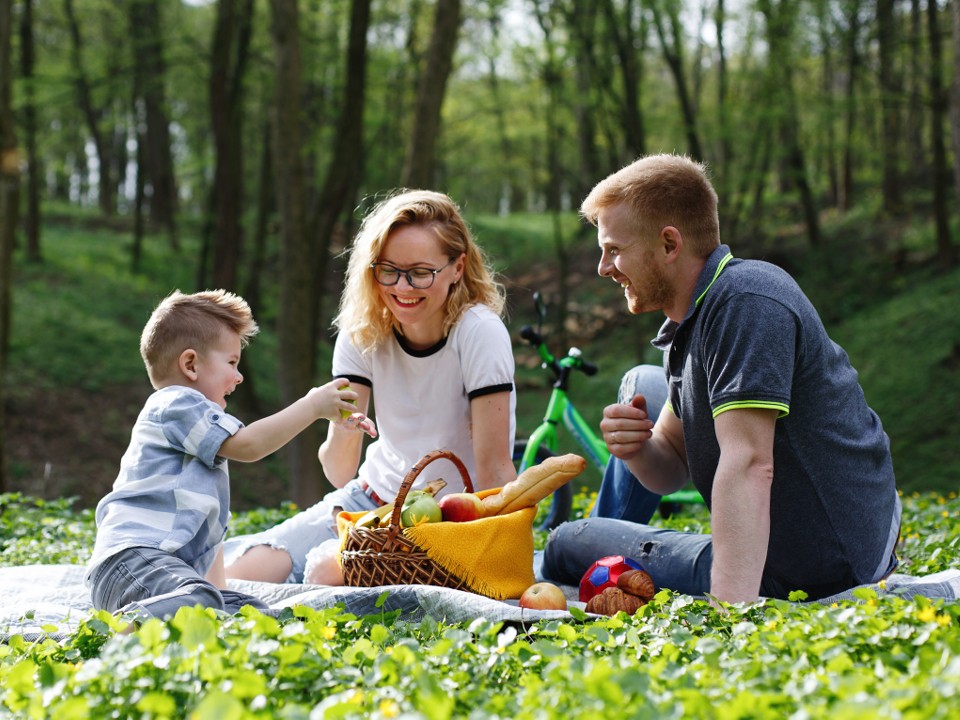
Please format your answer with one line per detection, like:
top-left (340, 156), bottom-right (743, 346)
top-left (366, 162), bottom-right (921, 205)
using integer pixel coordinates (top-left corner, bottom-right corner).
top-left (653, 245), bottom-right (898, 598)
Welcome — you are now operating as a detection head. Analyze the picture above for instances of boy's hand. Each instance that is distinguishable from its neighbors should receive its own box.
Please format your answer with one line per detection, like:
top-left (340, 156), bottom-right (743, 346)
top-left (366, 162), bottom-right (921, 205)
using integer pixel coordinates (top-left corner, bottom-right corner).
top-left (310, 379), bottom-right (378, 438)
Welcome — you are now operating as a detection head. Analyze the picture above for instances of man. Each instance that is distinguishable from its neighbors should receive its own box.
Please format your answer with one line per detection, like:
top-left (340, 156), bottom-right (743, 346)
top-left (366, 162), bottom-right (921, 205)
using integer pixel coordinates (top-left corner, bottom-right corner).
top-left (542, 154), bottom-right (900, 603)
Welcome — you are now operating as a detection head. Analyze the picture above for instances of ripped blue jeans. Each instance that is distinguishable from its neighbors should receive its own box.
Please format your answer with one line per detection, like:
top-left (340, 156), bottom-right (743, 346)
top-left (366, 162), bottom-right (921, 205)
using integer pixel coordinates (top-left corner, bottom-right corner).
top-left (541, 518), bottom-right (717, 596)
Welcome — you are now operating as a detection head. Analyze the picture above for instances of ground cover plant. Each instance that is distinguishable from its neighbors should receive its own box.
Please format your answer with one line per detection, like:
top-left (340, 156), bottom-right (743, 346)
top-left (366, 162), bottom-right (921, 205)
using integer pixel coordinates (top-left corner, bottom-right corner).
top-left (1, 491), bottom-right (958, 718)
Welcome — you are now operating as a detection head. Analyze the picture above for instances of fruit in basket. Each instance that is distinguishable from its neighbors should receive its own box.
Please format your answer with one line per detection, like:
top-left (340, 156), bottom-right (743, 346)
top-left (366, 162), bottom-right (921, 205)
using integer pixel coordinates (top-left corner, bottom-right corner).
top-left (400, 494), bottom-right (442, 527)
top-left (355, 479), bottom-right (447, 530)
top-left (438, 492), bottom-right (484, 522)
top-left (518, 582), bottom-right (568, 610)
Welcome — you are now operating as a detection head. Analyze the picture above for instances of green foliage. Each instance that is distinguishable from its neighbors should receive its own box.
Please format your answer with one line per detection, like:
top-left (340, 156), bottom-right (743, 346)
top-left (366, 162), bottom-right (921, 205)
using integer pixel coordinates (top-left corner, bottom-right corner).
top-left (2, 491), bottom-right (960, 718)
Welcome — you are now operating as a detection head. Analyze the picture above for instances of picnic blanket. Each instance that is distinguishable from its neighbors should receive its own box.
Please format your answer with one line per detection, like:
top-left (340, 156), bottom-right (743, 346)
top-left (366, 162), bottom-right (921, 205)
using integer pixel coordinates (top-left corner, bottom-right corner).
top-left (2, 564), bottom-right (959, 643)
top-left (0, 564), bottom-right (579, 642)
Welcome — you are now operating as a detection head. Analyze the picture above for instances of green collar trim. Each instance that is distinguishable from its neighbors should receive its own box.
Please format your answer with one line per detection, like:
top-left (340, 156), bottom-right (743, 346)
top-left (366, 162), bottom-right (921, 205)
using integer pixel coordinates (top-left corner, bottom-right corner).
top-left (694, 252), bottom-right (734, 308)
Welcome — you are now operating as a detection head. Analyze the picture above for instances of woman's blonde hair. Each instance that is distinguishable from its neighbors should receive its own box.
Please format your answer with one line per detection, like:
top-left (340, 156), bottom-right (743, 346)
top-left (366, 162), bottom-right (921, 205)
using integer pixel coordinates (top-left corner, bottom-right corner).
top-left (334, 189), bottom-right (505, 352)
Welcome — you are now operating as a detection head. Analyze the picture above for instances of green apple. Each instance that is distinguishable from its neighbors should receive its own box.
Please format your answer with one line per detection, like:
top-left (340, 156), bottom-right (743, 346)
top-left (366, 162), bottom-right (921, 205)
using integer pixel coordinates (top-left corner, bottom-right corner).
top-left (400, 495), bottom-right (442, 527)
top-left (338, 383), bottom-right (357, 419)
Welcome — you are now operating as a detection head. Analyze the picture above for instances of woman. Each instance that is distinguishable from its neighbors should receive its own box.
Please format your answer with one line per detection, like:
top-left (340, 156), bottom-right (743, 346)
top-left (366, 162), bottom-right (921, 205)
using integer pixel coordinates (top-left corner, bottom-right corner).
top-left (224, 189), bottom-right (517, 585)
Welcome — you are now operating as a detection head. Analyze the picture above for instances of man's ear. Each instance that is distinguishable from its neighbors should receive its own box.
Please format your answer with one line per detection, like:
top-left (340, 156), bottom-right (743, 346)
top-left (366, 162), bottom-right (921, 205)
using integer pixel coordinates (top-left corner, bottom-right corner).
top-left (661, 226), bottom-right (683, 263)
top-left (178, 349), bottom-right (199, 381)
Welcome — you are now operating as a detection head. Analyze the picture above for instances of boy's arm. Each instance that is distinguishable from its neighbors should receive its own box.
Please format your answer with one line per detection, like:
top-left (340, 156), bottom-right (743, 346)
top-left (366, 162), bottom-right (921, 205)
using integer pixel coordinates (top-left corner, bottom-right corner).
top-left (219, 381), bottom-right (373, 463)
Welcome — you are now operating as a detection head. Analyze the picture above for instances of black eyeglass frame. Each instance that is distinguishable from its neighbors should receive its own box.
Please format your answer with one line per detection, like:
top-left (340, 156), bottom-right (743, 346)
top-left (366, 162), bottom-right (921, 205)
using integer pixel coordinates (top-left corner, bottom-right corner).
top-left (369, 258), bottom-right (455, 289)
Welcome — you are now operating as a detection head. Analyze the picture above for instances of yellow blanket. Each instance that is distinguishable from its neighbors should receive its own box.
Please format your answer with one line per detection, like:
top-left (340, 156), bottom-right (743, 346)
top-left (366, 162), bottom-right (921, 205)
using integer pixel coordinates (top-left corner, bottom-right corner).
top-left (337, 488), bottom-right (536, 600)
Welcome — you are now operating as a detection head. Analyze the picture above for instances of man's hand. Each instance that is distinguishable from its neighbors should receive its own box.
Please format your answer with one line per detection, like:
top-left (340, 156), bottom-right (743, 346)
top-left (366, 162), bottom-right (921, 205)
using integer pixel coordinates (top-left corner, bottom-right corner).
top-left (599, 394), bottom-right (655, 460)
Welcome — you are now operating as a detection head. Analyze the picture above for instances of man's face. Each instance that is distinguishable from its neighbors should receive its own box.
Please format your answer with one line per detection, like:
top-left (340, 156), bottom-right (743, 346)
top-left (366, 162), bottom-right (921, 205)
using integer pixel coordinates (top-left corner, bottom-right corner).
top-left (597, 203), bottom-right (673, 315)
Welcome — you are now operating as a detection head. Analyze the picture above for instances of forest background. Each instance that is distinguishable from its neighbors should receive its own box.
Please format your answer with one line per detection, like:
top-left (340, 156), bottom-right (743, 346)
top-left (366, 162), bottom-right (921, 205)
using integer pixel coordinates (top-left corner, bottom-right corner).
top-left (0, 0), bottom-right (957, 511)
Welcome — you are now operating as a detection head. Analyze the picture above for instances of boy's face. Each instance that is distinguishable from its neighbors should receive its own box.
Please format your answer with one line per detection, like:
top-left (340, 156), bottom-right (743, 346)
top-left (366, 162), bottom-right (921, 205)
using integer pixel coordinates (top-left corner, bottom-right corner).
top-left (194, 330), bottom-right (244, 409)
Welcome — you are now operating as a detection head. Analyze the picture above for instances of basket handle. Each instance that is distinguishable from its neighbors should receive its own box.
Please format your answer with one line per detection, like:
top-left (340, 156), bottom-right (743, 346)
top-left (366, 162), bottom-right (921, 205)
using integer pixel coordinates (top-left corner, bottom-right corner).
top-left (388, 450), bottom-right (473, 527)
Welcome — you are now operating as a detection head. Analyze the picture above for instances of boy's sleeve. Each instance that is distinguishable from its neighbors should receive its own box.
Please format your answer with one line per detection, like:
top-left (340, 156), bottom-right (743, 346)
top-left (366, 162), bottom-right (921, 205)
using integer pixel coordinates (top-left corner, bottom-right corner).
top-left (162, 390), bottom-right (244, 469)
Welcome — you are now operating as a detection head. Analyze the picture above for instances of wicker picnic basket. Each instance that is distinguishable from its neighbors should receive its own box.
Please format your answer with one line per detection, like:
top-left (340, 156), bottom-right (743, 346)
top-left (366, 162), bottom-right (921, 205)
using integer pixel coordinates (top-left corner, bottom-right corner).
top-left (339, 449), bottom-right (474, 590)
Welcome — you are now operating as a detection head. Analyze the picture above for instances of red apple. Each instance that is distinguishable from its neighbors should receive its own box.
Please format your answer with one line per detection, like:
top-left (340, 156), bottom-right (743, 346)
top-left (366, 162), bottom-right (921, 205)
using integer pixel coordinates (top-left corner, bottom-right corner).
top-left (518, 582), bottom-right (568, 611)
top-left (438, 492), bottom-right (485, 522)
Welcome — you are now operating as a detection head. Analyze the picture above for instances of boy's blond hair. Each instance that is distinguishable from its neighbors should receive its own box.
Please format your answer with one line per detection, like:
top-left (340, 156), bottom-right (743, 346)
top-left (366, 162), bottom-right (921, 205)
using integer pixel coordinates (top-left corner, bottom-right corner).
top-left (334, 189), bottom-right (505, 352)
top-left (140, 290), bottom-right (259, 388)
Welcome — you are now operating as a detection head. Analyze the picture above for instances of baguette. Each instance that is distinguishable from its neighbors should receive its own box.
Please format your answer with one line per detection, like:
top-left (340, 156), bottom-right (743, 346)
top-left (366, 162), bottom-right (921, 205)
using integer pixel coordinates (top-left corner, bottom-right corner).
top-left (482, 453), bottom-right (587, 516)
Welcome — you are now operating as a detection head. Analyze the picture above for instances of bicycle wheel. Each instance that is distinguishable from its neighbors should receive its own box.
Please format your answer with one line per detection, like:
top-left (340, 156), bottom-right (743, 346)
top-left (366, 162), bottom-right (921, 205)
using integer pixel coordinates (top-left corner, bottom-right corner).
top-left (512, 440), bottom-right (573, 531)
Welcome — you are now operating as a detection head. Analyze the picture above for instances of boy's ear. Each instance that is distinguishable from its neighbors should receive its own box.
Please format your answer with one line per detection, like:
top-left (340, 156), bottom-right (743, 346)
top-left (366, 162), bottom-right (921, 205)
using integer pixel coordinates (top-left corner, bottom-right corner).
top-left (178, 349), bottom-right (199, 381)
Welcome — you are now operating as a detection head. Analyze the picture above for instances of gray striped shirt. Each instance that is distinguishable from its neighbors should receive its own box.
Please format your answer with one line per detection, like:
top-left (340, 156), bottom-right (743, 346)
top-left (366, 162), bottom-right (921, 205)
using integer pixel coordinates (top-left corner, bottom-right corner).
top-left (86, 386), bottom-right (243, 585)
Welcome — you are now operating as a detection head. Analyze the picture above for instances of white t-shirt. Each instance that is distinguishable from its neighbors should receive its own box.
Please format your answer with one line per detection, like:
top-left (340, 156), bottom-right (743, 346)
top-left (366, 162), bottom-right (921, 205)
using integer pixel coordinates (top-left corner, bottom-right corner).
top-left (332, 304), bottom-right (516, 499)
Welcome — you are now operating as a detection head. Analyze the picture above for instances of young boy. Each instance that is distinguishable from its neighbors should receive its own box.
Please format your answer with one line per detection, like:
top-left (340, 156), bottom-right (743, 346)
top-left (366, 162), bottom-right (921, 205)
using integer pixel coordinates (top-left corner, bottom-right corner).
top-left (86, 289), bottom-right (376, 620)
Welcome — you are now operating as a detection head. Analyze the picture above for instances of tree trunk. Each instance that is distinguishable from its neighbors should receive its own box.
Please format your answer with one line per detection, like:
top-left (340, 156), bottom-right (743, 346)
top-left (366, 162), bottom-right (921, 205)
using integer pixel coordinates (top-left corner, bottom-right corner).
top-left (759, 0), bottom-right (820, 246)
top-left (599, 0), bottom-right (647, 161)
top-left (308, 0), bottom-right (371, 369)
top-left (270, 0), bottom-right (325, 506)
top-left (0, 0), bottom-right (19, 493)
top-left (876, 0), bottom-right (903, 213)
top-left (401, 0), bottom-right (462, 189)
top-left (949, 0), bottom-right (960, 225)
top-left (482, 9), bottom-right (522, 212)
top-left (715, 0), bottom-right (732, 214)
top-left (63, 0), bottom-right (115, 216)
top-left (927, 0), bottom-right (954, 270)
top-left (19, 0), bottom-right (40, 263)
top-left (209, 0), bottom-right (255, 292)
top-left (649, 0), bottom-right (704, 161)
top-left (839, 0), bottom-right (861, 212)
top-left (532, 1), bottom-right (571, 349)
top-left (128, 0), bottom-right (178, 249)
top-left (565, 0), bottom-right (601, 203)
top-left (906, 0), bottom-right (926, 182)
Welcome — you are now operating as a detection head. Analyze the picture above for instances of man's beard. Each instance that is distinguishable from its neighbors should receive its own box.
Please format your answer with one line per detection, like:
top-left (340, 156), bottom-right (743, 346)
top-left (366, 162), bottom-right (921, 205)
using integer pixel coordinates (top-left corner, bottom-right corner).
top-left (627, 254), bottom-right (674, 315)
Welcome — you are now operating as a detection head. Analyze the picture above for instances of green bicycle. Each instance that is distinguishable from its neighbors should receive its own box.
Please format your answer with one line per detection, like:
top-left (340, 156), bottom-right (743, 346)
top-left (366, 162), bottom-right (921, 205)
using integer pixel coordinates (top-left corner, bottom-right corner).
top-left (515, 292), bottom-right (703, 530)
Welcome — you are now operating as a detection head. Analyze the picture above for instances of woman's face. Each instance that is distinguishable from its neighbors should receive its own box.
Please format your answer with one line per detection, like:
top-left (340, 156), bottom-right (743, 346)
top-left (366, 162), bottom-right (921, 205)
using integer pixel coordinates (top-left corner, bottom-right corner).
top-left (375, 224), bottom-right (464, 346)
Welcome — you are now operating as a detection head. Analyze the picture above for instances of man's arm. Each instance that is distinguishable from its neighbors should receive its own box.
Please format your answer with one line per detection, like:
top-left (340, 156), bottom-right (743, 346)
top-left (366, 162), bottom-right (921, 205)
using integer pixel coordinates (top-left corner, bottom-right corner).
top-left (709, 407), bottom-right (777, 603)
top-left (602, 395), bottom-right (689, 495)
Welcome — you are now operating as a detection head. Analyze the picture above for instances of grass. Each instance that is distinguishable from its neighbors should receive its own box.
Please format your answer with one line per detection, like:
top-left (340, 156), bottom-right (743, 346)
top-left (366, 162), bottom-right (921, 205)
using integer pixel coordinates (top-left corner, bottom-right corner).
top-left (4, 207), bottom-right (959, 503)
top-left (1, 491), bottom-right (959, 718)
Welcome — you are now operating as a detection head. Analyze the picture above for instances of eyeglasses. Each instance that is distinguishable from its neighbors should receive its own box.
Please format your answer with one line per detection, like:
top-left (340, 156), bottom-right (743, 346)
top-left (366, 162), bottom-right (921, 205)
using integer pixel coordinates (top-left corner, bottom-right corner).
top-left (370, 259), bottom-right (454, 289)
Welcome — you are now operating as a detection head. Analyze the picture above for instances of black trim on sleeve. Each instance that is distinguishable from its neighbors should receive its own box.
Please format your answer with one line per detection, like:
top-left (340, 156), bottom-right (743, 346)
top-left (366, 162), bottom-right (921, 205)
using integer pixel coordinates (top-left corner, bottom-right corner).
top-left (336, 374), bottom-right (372, 388)
top-left (468, 383), bottom-right (514, 400)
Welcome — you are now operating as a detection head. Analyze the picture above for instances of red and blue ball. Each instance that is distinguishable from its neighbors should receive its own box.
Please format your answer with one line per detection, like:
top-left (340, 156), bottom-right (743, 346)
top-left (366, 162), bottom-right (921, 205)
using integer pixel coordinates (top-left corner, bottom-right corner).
top-left (579, 555), bottom-right (645, 603)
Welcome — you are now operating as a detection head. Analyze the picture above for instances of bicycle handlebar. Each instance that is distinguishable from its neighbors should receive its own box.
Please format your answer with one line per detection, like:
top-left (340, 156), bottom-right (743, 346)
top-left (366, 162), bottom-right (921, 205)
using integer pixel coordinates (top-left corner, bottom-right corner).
top-left (519, 325), bottom-right (598, 380)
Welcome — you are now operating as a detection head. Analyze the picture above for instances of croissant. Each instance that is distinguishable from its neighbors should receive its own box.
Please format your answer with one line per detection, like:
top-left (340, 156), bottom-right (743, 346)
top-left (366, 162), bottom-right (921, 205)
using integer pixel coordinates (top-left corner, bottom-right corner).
top-left (617, 569), bottom-right (655, 602)
top-left (585, 586), bottom-right (645, 616)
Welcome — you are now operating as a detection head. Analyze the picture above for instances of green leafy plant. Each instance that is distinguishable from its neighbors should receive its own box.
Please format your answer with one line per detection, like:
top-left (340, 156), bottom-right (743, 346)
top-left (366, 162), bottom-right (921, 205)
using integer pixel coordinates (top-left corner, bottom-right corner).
top-left (2, 491), bottom-right (959, 718)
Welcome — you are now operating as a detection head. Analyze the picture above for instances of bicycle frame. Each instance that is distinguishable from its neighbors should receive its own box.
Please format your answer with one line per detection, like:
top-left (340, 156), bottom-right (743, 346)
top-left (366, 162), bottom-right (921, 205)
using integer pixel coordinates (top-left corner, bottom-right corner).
top-left (519, 351), bottom-right (610, 474)
top-left (517, 292), bottom-right (703, 517)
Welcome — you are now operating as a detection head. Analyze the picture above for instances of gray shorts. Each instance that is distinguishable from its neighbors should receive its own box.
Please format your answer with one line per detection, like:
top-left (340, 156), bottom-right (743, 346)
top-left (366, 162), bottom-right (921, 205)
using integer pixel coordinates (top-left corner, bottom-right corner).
top-left (89, 546), bottom-right (270, 620)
